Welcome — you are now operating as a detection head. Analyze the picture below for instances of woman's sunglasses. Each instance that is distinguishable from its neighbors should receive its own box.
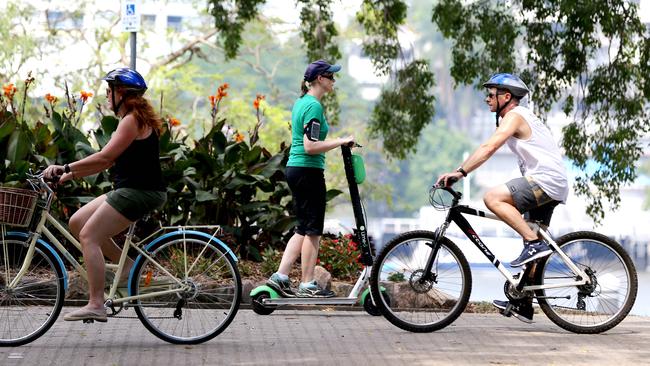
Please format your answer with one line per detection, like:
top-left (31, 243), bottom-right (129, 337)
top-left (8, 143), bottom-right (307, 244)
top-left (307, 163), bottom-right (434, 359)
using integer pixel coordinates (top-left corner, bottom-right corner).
top-left (320, 73), bottom-right (335, 81)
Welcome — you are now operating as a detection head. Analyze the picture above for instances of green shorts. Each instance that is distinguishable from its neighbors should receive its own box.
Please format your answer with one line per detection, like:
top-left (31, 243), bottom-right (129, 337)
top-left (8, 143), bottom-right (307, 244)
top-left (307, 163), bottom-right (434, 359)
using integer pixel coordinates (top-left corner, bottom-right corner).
top-left (105, 188), bottom-right (167, 222)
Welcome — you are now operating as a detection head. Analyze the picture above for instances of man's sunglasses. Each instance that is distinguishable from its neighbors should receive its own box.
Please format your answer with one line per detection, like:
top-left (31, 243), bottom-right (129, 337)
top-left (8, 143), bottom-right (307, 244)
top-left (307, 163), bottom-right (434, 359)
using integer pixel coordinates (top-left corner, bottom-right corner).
top-left (486, 90), bottom-right (508, 99)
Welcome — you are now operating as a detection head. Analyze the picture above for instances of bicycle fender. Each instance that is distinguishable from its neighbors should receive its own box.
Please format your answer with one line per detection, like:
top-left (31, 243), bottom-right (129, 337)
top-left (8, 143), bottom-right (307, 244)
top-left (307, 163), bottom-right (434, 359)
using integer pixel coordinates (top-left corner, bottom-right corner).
top-left (6, 231), bottom-right (68, 291)
top-left (360, 286), bottom-right (385, 305)
top-left (142, 230), bottom-right (237, 262)
top-left (250, 285), bottom-right (279, 298)
top-left (129, 230), bottom-right (238, 295)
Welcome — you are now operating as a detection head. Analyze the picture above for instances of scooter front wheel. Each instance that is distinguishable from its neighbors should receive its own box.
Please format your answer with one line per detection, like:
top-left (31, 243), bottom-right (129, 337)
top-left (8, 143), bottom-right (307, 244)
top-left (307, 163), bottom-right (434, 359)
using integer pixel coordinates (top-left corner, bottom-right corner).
top-left (363, 289), bottom-right (390, 316)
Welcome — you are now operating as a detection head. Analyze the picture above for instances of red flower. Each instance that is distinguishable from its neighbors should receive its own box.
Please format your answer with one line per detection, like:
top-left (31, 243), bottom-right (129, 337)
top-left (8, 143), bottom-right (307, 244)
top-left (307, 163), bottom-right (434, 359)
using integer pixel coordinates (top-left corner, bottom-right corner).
top-left (45, 93), bottom-right (58, 104)
top-left (253, 93), bottom-right (265, 110)
top-left (79, 90), bottom-right (93, 102)
top-left (2, 83), bottom-right (16, 99)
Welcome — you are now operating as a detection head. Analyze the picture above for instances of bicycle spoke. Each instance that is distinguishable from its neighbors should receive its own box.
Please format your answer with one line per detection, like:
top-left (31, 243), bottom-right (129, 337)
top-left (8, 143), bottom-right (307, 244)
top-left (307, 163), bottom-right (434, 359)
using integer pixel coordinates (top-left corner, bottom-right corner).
top-left (0, 237), bottom-right (63, 345)
top-left (133, 236), bottom-right (240, 344)
top-left (538, 233), bottom-right (637, 333)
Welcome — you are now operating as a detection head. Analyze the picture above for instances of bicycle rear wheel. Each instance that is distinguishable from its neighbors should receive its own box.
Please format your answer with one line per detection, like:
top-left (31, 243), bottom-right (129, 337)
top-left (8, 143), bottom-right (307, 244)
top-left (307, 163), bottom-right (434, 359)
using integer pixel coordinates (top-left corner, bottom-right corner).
top-left (132, 233), bottom-right (241, 344)
top-left (370, 230), bottom-right (471, 332)
top-left (535, 231), bottom-right (638, 334)
top-left (0, 233), bottom-right (65, 346)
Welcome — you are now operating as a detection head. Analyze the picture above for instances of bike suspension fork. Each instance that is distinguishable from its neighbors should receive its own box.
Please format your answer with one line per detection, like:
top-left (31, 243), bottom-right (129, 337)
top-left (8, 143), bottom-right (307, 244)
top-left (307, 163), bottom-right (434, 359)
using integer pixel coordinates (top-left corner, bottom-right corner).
top-left (422, 217), bottom-right (453, 280)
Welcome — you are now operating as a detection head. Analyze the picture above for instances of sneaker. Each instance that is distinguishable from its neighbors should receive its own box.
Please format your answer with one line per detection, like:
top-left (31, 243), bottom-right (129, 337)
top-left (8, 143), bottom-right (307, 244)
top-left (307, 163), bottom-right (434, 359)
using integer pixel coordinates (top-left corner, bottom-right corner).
top-left (492, 299), bottom-right (534, 323)
top-left (510, 241), bottom-right (552, 267)
top-left (266, 273), bottom-right (296, 297)
top-left (296, 280), bottom-right (335, 298)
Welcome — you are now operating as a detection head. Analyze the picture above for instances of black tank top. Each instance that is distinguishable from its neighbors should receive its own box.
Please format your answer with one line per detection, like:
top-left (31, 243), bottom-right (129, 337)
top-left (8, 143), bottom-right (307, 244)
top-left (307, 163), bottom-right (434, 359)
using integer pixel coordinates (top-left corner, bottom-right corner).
top-left (112, 130), bottom-right (165, 191)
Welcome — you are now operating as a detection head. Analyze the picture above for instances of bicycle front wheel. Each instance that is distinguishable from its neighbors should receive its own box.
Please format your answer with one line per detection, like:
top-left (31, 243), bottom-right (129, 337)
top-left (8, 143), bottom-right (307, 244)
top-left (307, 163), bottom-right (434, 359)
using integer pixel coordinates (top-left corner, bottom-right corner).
top-left (370, 230), bottom-right (471, 332)
top-left (0, 233), bottom-right (65, 346)
top-left (535, 231), bottom-right (638, 334)
top-left (132, 233), bottom-right (241, 344)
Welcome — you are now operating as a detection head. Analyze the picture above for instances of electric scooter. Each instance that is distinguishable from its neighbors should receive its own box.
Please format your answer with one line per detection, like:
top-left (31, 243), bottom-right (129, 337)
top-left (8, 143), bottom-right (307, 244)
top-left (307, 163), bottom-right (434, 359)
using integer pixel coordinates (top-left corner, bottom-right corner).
top-left (250, 144), bottom-right (390, 316)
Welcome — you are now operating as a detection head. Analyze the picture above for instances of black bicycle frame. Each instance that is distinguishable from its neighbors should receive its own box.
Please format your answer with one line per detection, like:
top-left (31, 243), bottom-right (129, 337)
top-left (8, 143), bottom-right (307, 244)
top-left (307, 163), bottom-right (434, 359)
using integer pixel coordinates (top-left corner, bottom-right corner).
top-left (341, 146), bottom-right (373, 266)
top-left (422, 195), bottom-right (535, 287)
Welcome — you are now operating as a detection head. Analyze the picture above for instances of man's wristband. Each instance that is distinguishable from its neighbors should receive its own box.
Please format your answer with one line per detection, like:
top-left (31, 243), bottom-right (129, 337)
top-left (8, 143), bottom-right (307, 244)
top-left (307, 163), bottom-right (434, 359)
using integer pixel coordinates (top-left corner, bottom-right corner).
top-left (456, 167), bottom-right (468, 177)
top-left (64, 164), bottom-right (71, 174)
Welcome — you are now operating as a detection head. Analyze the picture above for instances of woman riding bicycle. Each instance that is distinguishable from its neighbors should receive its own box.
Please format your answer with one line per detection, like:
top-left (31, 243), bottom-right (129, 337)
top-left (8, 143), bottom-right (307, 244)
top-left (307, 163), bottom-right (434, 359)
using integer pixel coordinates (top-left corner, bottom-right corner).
top-left (43, 68), bottom-right (166, 322)
top-left (266, 60), bottom-right (354, 298)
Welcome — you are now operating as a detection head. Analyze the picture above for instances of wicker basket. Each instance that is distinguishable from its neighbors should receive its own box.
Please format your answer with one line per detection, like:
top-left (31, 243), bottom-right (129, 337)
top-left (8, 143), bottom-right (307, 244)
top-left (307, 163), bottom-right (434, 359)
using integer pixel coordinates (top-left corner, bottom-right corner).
top-left (0, 187), bottom-right (39, 227)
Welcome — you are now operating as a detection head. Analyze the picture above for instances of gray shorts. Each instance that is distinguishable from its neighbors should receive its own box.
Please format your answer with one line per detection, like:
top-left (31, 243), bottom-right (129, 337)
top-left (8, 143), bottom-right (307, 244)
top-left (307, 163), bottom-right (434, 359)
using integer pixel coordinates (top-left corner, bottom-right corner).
top-left (505, 176), bottom-right (559, 226)
top-left (105, 188), bottom-right (166, 222)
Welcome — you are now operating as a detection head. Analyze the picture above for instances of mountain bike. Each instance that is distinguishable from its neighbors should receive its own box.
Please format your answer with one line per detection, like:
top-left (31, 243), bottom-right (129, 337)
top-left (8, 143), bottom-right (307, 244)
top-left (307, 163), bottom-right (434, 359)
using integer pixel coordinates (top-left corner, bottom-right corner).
top-left (370, 185), bottom-right (638, 334)
top-left (0, 173), bottom-right (241, 346)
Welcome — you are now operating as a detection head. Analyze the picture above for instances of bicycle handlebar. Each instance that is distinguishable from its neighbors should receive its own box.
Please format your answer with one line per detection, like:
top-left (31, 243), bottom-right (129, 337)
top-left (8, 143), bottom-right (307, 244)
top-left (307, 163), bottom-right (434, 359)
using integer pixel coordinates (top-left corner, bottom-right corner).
top-left (432, 183), bottom-right (463, 201)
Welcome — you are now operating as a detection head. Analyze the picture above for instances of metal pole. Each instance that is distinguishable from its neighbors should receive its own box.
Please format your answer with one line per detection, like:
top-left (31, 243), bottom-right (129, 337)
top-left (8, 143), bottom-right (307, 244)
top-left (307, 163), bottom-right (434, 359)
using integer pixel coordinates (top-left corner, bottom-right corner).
top-left (130, 32), bottom-right (137, 70)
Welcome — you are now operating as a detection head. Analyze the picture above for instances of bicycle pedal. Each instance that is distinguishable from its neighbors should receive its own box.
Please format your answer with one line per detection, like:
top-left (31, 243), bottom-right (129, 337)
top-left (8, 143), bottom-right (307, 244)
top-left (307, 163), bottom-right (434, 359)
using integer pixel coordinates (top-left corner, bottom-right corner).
top-left (499, 308), bottom-right (513, 317)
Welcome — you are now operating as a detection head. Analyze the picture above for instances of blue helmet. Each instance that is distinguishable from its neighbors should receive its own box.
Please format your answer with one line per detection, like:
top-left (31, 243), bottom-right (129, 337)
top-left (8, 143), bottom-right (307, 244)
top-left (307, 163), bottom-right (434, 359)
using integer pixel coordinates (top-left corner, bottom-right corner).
top-left (482, 73), bottom-right (529, 98)
top-left (102, 68), bottom-right (147, 93)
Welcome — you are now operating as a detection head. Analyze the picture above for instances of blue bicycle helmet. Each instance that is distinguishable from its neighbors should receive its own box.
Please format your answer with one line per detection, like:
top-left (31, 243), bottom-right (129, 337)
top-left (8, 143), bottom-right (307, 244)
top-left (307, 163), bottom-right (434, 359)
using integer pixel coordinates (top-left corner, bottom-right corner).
top-left (102, 68), bottom-right (147, 114)
top-left (482, 73), bottom-right (529, 98)
top-left (102, 68), bottom-right (147, 91)
top-left (482, 73), bottom-right (530, 127)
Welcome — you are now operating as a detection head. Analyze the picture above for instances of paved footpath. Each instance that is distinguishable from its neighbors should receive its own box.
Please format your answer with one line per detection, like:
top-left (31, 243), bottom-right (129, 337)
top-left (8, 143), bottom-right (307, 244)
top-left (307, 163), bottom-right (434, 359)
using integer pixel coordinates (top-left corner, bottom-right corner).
top-left (1, 308), bottom-right (649, 366)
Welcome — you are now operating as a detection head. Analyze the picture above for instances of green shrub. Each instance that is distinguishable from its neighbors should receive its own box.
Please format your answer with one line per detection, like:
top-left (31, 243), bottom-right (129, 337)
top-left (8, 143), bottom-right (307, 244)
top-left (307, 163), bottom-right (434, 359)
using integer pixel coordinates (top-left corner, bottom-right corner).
top-left (387, 272), bottom-right (405, 282)
top-left (1, 77), bottom-right (298, 259)
top-left (260, 246), bottom-right (282, 277)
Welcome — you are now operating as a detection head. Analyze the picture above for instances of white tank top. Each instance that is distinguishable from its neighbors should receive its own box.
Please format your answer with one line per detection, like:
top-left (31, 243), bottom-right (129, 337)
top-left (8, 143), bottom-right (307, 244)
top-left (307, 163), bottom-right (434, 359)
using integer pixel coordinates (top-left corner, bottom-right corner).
top-left (505, 106), bottom-right (569, 203)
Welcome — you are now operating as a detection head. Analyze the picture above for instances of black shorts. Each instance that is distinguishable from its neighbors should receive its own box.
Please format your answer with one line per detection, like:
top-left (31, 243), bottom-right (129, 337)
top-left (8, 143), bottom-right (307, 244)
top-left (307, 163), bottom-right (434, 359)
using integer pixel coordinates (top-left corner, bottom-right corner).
top-left (286, 166), bottom-right (326, 236)
top-left (505, 176), bottom-right (560, 226)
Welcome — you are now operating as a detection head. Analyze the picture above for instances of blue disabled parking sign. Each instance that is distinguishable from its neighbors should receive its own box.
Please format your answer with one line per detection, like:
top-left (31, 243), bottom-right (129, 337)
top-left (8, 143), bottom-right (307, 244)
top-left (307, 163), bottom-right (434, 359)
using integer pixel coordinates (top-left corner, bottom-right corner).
top-left (121, 0), bottom-right (140, 32)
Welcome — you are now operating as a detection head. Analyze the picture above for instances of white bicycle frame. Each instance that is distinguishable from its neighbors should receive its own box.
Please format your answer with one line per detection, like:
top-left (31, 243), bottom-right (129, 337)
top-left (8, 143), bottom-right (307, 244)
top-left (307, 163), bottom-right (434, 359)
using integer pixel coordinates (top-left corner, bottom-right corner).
top-left (4, 179), bottom-right (225, 306)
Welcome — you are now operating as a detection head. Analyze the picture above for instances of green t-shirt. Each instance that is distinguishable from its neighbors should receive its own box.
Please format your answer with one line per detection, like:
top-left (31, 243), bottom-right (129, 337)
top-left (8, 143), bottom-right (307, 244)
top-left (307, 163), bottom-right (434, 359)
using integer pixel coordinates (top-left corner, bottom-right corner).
top-left (286, 94), bottom-right (329, 169)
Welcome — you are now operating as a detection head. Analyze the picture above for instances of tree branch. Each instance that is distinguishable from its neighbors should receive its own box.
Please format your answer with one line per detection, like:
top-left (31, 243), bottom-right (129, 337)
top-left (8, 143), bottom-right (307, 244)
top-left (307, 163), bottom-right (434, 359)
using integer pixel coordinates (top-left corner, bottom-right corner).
top-left (150, 29), bottom-right (219, 71)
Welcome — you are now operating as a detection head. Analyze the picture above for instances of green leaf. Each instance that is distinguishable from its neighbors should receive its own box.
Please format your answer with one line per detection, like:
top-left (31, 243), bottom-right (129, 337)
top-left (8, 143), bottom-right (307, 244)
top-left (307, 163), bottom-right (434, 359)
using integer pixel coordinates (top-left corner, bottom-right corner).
top-left (0, 119), bottom-right (16, 140)
top-left (326, 189), bottom-right (343, 202)
top-left (196, 189), bottom-right (218, 202)
top-left (51, 111), bottom-right (63, 132)
top-left (100, 116), bottom-right (119, 134)
top-left (75, 142), bottom-right (97, 155)
top-left (6, 130), bottom-right (31, 163)
top-left (224, 174), bottom-right (258, 189)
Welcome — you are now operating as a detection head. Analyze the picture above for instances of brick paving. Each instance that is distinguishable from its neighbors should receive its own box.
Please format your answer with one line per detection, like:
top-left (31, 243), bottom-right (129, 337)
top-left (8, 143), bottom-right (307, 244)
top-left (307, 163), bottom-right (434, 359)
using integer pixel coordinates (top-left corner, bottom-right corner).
top-left (1, 309), bottom-right (648, 365)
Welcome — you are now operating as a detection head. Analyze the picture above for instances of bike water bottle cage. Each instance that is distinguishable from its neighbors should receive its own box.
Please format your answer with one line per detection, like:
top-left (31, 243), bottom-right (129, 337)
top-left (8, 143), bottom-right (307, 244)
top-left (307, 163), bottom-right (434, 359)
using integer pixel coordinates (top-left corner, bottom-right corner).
top-left (304, 119), bottom-right (321, 142)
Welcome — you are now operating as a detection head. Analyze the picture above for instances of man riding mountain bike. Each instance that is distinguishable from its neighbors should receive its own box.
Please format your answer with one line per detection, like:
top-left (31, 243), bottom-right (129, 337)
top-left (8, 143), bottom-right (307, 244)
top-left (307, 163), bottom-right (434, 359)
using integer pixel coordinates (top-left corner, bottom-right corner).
top-left (437, 73), bottom-right (569, 323)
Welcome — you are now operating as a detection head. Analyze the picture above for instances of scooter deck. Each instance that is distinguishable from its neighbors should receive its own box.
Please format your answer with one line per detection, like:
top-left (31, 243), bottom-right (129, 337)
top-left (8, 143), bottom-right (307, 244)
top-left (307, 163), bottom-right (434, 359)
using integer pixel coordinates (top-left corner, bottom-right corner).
top-left (262, 297), bottom-right (358, 306)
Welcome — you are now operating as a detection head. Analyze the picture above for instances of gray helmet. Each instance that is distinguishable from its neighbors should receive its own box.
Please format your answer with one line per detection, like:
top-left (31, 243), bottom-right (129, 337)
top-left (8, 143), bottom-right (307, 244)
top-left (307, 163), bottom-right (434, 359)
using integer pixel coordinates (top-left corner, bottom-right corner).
top-left (482, 73), bottom-right (529, 98)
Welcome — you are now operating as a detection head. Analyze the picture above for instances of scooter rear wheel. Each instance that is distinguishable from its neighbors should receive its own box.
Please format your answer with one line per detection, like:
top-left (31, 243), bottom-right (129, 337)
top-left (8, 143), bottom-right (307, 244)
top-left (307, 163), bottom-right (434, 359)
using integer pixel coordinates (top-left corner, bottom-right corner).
top-left (252, 292), bottom-right (276, 315)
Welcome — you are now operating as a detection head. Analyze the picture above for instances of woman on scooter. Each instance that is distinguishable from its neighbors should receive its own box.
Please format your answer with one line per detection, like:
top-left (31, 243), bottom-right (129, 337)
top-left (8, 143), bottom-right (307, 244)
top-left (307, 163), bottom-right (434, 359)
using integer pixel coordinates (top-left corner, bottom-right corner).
top-left (266, 60), bottom-right (354, 298)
